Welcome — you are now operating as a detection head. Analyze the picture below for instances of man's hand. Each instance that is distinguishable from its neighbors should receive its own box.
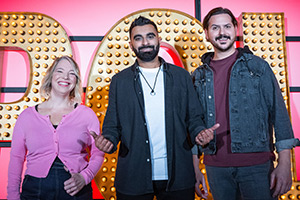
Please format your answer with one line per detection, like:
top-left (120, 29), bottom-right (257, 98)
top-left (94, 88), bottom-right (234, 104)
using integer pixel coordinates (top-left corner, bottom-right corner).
top-left (193, 155), bottom-right (208, 199)
top-left (195, 123), bottom-right (220, 146)
top-left (90, 131), bottom-right (114, 153)
top-left (64, 173), bottom-right (86, 196)
top-left (270, 149), bottom-right (292, 197)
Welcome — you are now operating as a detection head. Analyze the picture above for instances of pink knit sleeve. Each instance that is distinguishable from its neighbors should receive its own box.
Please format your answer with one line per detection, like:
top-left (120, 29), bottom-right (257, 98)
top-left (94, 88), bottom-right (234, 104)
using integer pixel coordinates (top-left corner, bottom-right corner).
top-left (7, 114), bottom-right (27, 200)
top-left (79, 108), bottom-right (104, 184)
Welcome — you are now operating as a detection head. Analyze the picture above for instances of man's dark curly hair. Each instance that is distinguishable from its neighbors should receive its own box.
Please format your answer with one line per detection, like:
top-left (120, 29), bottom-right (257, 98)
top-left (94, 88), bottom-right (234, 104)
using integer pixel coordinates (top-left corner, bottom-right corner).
top-left (129, 16), bottom-right (158, 38)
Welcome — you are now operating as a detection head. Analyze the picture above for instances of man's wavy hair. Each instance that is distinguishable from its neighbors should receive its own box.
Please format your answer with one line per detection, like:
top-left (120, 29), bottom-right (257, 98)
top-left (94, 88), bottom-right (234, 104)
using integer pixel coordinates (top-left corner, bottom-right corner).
top-left (40, 56), bottom-right (82, 104)
top-left (203, 7), bottom-right (238, 30)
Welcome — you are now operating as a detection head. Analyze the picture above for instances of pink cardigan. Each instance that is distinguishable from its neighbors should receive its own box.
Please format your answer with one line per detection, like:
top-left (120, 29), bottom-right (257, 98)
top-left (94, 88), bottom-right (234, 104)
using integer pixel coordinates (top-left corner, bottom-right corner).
top-left (7, 105), bottom-right (104, 200)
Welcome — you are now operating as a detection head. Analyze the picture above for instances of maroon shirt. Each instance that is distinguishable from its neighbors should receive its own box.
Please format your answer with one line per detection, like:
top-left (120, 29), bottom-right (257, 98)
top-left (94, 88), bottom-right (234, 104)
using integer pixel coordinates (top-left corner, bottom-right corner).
top-left (204, 50), bottom-right (273, 167)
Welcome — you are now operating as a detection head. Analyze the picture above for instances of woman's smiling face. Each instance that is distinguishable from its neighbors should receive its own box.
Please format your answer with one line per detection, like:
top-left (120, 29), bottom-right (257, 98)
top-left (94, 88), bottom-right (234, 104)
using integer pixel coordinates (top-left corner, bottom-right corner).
top-left (51, 58), bottom-right (77, 96)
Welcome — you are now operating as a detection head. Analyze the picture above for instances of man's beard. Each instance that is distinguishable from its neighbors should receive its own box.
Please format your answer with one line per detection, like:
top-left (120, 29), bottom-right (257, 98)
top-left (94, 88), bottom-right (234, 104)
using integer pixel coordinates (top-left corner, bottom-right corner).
top-left (133, 44), bottom-right (160, 62)
top-left (211, 34), bottom-right (235, 52)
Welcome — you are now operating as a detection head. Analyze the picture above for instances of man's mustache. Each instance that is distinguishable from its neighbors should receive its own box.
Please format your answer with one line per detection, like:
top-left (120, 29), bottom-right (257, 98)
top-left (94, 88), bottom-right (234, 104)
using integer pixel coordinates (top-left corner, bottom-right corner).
top-left (138, 45), bottom-right (155, 51)
top-left (215, 35), bottom-right (231, 41)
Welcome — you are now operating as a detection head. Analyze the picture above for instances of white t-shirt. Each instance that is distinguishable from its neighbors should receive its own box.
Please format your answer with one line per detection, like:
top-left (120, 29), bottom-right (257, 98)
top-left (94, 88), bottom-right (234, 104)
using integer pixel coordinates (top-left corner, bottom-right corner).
top-left (139, 65), bottom-right (168, 180)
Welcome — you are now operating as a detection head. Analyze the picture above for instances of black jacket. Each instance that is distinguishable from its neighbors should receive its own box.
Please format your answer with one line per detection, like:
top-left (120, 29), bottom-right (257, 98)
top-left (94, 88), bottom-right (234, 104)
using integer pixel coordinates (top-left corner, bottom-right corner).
top-left (102, 57), bottom-right (206, 195)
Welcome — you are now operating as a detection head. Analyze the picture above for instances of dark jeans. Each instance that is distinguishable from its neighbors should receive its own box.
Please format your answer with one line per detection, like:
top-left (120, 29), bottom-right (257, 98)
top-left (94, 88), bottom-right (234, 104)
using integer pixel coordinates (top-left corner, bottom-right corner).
top-left (116, 180), bottom-right (195, 200)
top-left (206, 161), bottom-right (277, 200)
top-left (21, 158), bottom-right (92, 200)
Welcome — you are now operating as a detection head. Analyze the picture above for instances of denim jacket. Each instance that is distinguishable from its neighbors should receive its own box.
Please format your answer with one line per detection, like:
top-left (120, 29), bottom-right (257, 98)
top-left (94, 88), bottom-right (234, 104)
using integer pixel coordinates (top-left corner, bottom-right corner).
top-left (192, 46), bottom-right (299, 155)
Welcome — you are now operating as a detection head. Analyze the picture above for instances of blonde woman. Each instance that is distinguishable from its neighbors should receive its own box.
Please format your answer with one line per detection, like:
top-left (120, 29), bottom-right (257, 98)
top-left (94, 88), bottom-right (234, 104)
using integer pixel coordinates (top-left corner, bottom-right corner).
top-left (7, 56), bottom-right (104, 200)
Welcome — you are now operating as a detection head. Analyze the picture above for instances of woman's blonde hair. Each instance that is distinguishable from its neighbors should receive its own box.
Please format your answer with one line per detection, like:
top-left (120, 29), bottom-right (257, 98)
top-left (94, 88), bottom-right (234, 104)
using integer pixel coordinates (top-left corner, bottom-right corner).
top-left (40, 56), bottom-right (82, 103)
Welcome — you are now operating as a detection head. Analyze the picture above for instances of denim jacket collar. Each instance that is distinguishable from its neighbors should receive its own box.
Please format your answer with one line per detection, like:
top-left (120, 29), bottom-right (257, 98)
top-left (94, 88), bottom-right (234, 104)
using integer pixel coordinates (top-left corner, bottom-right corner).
top-left (201, 46), bottom-right (265, 76)
top-left (201, 45), bottom-right (253, 65)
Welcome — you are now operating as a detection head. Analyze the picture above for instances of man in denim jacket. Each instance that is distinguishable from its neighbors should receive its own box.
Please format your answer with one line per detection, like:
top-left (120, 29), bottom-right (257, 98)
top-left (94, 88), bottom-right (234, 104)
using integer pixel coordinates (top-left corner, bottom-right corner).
top-left (192, 7), bottom-right (300, 200)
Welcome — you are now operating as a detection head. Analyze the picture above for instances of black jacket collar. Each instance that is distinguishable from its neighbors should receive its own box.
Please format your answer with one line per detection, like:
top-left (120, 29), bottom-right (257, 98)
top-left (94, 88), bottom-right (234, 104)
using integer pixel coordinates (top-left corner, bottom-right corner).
top-left (131, 57), bottom-right (169, 74)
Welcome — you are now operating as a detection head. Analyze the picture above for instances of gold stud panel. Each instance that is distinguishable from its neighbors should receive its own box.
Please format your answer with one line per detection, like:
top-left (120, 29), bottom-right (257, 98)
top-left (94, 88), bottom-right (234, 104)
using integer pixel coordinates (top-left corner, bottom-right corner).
top-left (239, 13), bottom-right (299, 200)
top-left (0, 13), bottom-right (72, 141)
top-left (239, 13), bottom-right (290, 108)
top-left (85, 9), bottom-right (212, 200)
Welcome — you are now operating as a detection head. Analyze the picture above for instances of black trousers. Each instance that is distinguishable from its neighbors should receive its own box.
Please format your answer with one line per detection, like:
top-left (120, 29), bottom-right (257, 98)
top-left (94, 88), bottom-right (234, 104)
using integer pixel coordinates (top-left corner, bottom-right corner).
top-left (116, 180), bottom-right (195, 200)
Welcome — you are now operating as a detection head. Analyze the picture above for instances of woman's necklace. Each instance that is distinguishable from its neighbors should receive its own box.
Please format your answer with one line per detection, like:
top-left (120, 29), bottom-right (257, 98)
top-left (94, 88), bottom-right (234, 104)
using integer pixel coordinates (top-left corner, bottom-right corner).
top-left (139, 66), bottom-right (161, 96)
